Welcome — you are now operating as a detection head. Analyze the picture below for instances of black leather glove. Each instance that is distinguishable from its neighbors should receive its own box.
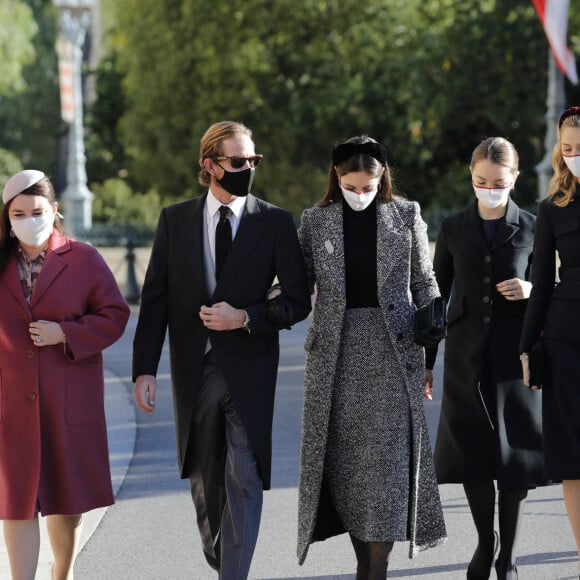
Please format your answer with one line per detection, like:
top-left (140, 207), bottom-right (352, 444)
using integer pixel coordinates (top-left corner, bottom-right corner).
top-left (265, 289), bottom-right (294, 330)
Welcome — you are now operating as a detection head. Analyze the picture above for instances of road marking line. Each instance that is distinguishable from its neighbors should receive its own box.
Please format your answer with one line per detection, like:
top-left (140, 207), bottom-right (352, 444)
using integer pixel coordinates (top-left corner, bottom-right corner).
top-left (105, 365), bottom-right (306, 385)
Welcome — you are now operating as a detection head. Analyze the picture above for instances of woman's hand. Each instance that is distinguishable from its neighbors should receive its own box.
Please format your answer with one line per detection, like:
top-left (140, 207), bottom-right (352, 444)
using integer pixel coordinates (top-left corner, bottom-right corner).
top-left (520, 352), bottom-right (541, 390)
top-left (496, 278), bottom-right (532, 301)
top-left (29, 320), bottom-right (66, 347)
top-left (267, 285), bottom-right (282, 300)
top-left (521, 353), bottom-right (530, 386)
top-left (424, 369), bottom-right (434, 401)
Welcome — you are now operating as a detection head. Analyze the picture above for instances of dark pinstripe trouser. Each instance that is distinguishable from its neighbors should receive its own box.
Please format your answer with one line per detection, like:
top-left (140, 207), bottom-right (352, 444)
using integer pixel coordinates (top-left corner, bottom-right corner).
top-left (188, 351), bottom-right (263, 580)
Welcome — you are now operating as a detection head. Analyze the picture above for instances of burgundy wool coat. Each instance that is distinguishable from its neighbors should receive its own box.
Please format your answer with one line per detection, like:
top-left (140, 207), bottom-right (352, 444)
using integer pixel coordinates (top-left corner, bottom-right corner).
top-left (0, 231), bottom-right (130, 519)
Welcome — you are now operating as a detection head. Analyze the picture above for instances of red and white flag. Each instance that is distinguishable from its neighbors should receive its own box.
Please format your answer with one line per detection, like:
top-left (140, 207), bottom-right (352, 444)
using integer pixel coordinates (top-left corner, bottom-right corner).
top-left (532, 0), bottom-right (578, 84)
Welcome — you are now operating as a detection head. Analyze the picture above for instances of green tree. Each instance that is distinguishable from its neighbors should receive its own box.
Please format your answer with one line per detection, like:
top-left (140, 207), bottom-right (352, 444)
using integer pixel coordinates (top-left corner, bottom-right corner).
top-left (394, 0), bottom-right (548, 211)
top-left (0, 0), bottom-right (37, 95)
top-left (0, 148), bottom-right (24, 186)
top-left (109, 0), bottom-right (414, 213)
top-left (99, 0), bottom-right (572, 220)
top-left (91, 178), bottom-right (162, 227)
top-left (86, 49), bottom-right (128, 183)
top-left (0, 1), bottom-right (61, 174)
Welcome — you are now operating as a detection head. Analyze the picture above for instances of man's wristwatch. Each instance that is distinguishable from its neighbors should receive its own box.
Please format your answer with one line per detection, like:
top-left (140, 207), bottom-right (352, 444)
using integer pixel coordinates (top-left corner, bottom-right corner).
top-left (242, 310), bottom-right (251, 333)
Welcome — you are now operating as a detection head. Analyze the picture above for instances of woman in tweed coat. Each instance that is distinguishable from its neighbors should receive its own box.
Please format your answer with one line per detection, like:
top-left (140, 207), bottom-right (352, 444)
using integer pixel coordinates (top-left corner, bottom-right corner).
top-left (297, 137), bottom-right (446, 578)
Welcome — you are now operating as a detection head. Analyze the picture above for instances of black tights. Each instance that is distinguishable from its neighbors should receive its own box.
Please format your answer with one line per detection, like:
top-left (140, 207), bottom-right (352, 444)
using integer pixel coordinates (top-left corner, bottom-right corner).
top-left (463, 481), bottom-right (527, 579)
top-left (350, 534), bottom-right (394, 580)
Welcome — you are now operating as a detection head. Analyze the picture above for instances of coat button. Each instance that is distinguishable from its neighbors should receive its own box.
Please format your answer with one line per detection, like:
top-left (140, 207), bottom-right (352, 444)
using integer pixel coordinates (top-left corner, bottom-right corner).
top-left (27, 351), bottom-right (35, 358)
top-left (28, 393), bottom-right (37, 400)
top-left (484, 255), bottom-right (492, 263)
top-left (483, 276), bottom-right (491, 283)
top-left (397, 332), bottom-right (404, 340)
top-left (483, 316), bottom-right (491, 323)
top-left (483, 296), bottom-right (490, 303)
top-left (388, 304), bottom-right (395, 311)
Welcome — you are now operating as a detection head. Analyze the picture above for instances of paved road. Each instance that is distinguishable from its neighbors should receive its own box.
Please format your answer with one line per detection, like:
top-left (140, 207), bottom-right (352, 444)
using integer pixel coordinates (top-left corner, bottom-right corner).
top-left (1, 314), bottom-right (578, 579)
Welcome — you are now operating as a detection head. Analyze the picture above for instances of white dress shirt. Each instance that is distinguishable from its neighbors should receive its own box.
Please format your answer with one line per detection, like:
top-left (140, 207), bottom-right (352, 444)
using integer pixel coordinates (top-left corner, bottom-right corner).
top-left (205, 189), bottom-right (246, 273)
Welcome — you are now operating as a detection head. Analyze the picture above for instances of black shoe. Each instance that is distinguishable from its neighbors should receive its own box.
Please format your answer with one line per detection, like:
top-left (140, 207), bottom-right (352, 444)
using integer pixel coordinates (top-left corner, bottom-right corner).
top-left (466, 531), bottom-right (499, 580)
top-left (466, 566), bottom-right (490, 580)
top-left (494, 560), bottom-right (518, 580)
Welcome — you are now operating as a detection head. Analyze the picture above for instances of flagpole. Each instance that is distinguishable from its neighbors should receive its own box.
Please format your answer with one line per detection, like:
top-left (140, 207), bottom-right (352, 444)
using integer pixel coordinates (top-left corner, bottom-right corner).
top-left (535, 52), bottom-right (565, 200)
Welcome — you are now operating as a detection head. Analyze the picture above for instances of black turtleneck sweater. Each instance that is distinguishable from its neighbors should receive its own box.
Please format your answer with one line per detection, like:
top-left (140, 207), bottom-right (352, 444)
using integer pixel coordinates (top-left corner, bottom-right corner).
top-left (343, 199), bottom-right (380, 308)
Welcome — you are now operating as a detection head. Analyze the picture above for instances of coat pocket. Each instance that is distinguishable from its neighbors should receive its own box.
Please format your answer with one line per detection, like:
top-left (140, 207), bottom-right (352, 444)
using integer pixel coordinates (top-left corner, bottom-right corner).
top-left (65, 359), bottom-right (103, 425)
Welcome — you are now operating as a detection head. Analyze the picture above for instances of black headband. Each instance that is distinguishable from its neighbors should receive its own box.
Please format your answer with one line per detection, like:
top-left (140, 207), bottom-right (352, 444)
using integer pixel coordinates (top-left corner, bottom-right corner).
top-left (559, 106), bottom-right (580, 128)
top-left (331, 141), bottom-right (388, 166)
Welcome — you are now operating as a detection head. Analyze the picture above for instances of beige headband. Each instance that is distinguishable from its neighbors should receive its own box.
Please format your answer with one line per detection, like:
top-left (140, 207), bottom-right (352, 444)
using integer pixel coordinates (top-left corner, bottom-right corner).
top-left (2, 170), bottom-right (46, 204)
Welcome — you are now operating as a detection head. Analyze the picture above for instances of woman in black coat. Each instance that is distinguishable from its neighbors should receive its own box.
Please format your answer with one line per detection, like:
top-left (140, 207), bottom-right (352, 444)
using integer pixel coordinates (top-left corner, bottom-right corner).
top-left (520, 106), bottom-right (580, 577)
top-left (428, 137), bottom-right (544, 580)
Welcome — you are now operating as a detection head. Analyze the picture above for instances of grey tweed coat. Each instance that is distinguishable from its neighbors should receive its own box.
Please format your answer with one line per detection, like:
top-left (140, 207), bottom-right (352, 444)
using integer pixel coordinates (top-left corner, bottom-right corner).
top-left (297, 199), bottom-right (447, 564)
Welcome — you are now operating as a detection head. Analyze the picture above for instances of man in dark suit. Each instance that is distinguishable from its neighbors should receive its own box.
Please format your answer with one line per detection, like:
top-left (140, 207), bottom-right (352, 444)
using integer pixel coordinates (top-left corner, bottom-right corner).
top-left (132, 121), bottom-right (311, 579)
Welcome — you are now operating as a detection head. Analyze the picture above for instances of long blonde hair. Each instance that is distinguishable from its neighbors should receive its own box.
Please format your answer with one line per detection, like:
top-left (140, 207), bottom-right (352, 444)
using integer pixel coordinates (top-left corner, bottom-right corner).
top-left (549, 109), bottom-right (580, 207)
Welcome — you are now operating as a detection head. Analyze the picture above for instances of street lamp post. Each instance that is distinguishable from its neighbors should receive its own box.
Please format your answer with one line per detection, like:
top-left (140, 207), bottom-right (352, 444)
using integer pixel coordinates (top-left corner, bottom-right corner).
top-left (53, 0), bottom-right (94, 235)
top-left (535, 53), bottom-right (565, 200)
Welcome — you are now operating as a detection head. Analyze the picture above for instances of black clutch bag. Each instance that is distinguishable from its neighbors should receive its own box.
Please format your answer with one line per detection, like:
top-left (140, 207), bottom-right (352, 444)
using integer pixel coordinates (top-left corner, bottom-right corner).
top-left (414, 296), bottom-right (447, 348)
top-left (528, 339), bottom-right (544, 389)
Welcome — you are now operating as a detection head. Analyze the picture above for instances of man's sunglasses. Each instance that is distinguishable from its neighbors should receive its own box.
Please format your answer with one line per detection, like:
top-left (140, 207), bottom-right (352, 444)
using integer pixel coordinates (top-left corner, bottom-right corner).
top-left (214, 155), bottom-right (263, 169)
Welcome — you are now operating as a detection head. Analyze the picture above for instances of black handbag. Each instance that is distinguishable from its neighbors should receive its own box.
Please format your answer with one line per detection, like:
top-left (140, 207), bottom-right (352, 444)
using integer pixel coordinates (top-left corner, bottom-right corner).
top-left (414, 296), bottom-right (447, 348)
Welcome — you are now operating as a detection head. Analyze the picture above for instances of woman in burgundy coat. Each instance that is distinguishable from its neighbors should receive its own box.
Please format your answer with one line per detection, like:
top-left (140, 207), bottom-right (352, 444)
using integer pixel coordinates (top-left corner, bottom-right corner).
top-left (0, 170), bottom-right (130, 579)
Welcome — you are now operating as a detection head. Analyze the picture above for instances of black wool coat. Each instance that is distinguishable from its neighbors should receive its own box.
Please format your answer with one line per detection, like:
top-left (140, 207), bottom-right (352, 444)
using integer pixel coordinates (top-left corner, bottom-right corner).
top-left (429, 199), bottom-right (544, 489)
top-left (520, 187), bottom-right (580, 350)
top-left (133, 193), bottom-right (311, 487)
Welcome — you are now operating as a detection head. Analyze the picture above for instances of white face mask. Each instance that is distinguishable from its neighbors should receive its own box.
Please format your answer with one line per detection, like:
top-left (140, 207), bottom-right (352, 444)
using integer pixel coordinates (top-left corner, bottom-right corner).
top-left (473, 184), bottom-right (512, 209)
top-left (10, 213), bottom-right (54, 247)
top-left (563, 154), bottom-right (580, 177)
top-left (341, 186), bottom-right (378, 212)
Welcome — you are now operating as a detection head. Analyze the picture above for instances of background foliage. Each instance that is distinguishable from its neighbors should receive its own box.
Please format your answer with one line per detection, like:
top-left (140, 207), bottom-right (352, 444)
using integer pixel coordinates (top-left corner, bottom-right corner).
top-left (0, 0), bottom-right (61, 177)
top-left (0, 0), bottom-right (37, 95)
top-left (3, 0), bottom-right (580, 231)
top-left (99, 0), bottom-right (580, 219)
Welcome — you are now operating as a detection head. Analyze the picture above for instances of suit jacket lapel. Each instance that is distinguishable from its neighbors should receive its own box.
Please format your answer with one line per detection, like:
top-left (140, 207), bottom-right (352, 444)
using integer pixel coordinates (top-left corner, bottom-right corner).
top-left (461, 201), bottom-right (488, 250)
top-left (377, 201), bottom-right (406, 289)
top-left (28, 233), bottom-right (69, 308)
top-left (1, 255), bottom-right (29, 314)
top-left (213, 194), bottom-right (265, 297)
top-left (186, 195), bottom-right (210, 304)
top-left (30, 253), bottom-right (67, 308)
top-left (490, 198), bottom-right (520, 249)
top-left (319, 202), bottom-right (345, 297)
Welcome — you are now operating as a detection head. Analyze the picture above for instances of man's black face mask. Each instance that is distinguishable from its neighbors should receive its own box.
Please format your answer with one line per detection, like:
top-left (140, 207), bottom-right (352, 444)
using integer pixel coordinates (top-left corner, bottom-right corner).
top-left (216, 167), bottom-right (255, 197)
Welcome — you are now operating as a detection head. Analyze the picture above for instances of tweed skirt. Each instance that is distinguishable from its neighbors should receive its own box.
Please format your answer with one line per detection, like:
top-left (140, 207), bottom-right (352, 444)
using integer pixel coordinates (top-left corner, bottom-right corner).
top-left (323, 307), bottom-right (411, 542)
